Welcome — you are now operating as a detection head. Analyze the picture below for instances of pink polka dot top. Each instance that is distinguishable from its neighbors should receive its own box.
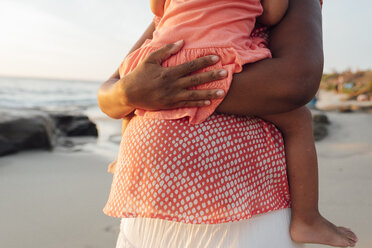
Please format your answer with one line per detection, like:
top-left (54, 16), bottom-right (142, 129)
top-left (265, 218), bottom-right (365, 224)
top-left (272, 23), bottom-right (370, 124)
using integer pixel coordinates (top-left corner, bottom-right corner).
top-left (103, 114), bottom-right (291, 224)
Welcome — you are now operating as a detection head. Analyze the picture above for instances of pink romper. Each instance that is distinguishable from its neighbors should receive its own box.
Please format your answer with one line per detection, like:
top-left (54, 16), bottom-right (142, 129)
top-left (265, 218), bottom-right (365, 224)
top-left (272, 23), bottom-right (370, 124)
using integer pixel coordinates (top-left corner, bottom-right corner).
top-left (103, 0), bottom-right (291, 224)
top-left (120, 0), bottom-right (272, 124)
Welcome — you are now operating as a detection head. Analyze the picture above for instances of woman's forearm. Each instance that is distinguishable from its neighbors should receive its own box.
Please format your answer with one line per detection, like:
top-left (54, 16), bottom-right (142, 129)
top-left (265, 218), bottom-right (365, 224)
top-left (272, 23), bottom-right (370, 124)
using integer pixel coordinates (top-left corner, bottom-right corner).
top-left (97, 76), bottom-right (134, 119)
top-left (217, 0), bottom-right (323, 116)
top-left (97, 22), bottom-right (156, 119)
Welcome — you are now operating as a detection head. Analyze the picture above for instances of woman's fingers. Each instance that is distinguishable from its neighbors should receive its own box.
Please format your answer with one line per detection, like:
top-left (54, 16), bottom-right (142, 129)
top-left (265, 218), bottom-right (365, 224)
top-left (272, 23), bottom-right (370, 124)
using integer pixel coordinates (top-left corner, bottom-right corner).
top-left (129, 41), bottom-right (228, 110)
top-left (168, 55), bottom-right (220, 78)
top-left (144, 40), bottom-right (184, 65)
top-left (177, 69), bottom-right (228, 88)
top-left (176, 89), bottom-right (225, 102)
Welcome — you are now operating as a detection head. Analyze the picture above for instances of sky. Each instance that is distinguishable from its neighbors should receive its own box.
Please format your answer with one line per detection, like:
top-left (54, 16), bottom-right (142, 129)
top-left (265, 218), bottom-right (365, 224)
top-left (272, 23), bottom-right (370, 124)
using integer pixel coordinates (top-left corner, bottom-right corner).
top-left (0, 0), bottom-right (371, 81)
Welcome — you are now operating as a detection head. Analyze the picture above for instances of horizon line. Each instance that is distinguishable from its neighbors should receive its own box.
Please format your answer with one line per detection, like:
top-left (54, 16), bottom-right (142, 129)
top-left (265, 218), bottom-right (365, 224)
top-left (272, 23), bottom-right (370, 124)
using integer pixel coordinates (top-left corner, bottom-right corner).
top-left (0, 74), bottom-right (103, 83)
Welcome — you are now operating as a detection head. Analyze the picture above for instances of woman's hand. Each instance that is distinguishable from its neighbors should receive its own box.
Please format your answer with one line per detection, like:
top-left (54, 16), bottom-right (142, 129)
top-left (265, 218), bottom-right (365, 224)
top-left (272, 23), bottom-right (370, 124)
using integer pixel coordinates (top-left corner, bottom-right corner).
top-left (98, 38), bottom-right (228, 119)
top-left (123, 40), bottom-right (227, 111)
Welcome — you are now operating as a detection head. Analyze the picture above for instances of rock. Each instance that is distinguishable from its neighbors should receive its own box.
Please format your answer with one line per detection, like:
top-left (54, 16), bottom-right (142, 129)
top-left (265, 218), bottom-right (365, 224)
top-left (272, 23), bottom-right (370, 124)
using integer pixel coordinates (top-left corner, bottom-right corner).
top-left (312, 114), bottom-right (330, 125)
top-left (313, 123), bottom-right (329, 141)
top-left (0, 109), bottom-right (99, 157)
top-left (49, 113), bottom-right (98, 137)
top-left (0, 136), bottom-right (18, 156)
top-left (0, 109), bottom-right (55, 156)
top-left (312, 113), bottom-right (330, 141)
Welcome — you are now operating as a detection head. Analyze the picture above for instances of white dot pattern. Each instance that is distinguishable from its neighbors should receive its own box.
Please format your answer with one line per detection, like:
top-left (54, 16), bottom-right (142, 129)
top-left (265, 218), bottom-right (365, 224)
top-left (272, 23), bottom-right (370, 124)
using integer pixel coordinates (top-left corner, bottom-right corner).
top-left (103, 114), bottom-right (291, 224)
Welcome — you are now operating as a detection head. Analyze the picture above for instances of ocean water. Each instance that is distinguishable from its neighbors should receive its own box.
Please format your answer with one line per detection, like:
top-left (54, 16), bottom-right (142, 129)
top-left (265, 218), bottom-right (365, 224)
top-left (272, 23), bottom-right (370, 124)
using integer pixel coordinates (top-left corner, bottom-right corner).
top-left (0, 77), bottom-right (102, 110)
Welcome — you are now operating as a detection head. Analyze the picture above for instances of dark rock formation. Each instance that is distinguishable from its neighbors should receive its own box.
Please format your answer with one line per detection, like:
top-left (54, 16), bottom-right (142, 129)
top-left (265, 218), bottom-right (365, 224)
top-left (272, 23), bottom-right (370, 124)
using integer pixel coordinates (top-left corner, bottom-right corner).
top-left (313, 113), bottom-right (330, 141)
top-left (313, 123), bottom-right (329, 141)
top-left (313, 113), bottom-right (330, 125)
top-left (50, 113), bottom-right (98, 137)
top-left (0, 109), bottom-right (98, 157)
top-left (0, 136), bottom-right (18, 156)
top-left (0, 109), bottom-right (55, 156)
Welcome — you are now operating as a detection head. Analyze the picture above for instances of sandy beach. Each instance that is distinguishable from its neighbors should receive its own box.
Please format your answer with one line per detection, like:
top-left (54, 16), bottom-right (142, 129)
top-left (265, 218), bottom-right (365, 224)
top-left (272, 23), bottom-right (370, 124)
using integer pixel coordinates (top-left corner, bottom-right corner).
top-left (308, 112), bottom-right (372, 248)
top-left (0, 151), bottom-right (119, 248)
top-left (1, 111), bottom-right (371, 248)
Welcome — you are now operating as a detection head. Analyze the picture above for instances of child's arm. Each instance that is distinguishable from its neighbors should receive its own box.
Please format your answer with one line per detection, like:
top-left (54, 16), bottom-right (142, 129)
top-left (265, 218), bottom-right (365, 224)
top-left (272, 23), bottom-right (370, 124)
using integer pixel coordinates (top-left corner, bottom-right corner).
top-left (258, 0), bottom-right (289, 26)
top-left (151, 0), bottom-right (166, 17)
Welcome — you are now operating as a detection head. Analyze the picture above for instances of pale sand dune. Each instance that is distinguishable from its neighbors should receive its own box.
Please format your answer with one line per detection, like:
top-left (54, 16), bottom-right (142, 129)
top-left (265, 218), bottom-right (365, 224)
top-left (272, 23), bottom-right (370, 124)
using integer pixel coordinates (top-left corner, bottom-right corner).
top-left (0, 112), bottom-right (371, 248)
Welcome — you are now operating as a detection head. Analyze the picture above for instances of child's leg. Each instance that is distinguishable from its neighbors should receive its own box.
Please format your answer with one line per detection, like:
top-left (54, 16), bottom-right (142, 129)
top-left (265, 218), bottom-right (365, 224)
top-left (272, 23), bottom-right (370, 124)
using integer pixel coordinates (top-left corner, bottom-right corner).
top-left (262, 106), bottom-right (357, 247)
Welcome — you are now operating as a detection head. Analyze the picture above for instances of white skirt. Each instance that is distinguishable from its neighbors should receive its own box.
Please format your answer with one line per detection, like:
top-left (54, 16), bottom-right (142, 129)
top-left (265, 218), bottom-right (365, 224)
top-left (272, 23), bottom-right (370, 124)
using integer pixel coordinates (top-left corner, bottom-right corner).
top-left (115, 208), bottom-right (303, 248)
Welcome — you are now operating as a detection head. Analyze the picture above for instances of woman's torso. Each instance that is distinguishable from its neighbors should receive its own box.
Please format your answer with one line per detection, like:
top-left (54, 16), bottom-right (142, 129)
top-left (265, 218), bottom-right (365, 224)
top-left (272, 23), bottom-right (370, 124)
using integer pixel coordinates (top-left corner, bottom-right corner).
top-left (103, 114), bottom-right (291, 224)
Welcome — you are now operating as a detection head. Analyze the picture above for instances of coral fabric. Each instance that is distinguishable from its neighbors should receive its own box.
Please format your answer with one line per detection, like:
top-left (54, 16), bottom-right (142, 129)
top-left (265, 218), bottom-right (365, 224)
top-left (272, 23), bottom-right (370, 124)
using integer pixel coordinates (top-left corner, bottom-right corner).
top-left (119, 0), bottom-right (271, 124)
top-left (103, 114), bottom-right (291, 224)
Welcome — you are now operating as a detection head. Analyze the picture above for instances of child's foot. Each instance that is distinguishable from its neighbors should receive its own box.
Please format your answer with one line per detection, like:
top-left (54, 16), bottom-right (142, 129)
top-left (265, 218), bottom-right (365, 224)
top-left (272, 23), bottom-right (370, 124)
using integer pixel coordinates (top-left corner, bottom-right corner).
top-left (290, 214), bottom-right (358, 247)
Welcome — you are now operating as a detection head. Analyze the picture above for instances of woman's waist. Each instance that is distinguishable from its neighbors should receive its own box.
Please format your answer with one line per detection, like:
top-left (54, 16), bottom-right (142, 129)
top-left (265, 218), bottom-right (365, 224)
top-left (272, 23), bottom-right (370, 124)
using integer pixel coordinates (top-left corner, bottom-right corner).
top-left (109, 114), bottom-right (289, 223)
top-left (120, 113), bottom-right (278, 159)
top-left (125, 113), bottom-right (259, 139)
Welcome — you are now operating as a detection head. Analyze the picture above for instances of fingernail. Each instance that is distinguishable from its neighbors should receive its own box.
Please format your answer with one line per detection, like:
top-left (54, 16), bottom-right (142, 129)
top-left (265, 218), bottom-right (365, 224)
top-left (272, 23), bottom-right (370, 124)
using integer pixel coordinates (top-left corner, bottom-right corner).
top-left (204, 100), bottom-right (211, 105)
top-left (174, 40), bottom-right (184, 46)
top-left (211, 56), bottom-right (220, 62)
top-left (219, 70), bottom-right (227, 77)
top-left (216, 90), bottom-right (225, 96)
